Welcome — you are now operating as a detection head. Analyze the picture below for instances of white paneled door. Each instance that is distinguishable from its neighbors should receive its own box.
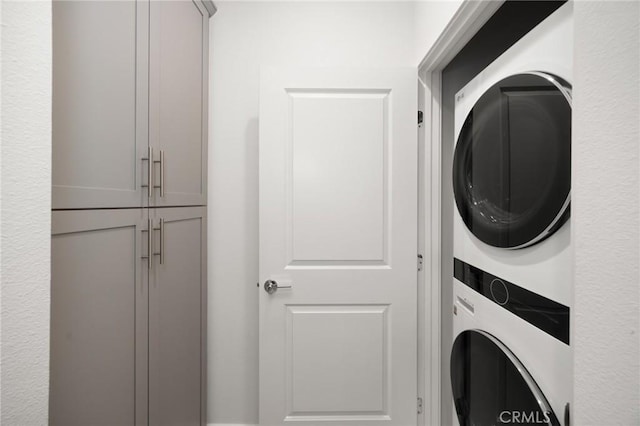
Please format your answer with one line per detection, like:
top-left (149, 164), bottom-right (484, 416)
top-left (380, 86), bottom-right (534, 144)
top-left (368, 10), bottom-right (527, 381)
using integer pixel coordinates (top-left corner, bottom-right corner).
top-left (259, 68), bottom-right (417, 425)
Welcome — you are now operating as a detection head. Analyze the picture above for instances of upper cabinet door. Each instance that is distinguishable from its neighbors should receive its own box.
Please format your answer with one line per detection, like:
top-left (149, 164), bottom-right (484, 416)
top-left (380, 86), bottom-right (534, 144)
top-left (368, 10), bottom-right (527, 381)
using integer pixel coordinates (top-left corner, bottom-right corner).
top-left (149, 0), bottom-right (209, 207)
top-left (52, 0), bottom-right (150, 209)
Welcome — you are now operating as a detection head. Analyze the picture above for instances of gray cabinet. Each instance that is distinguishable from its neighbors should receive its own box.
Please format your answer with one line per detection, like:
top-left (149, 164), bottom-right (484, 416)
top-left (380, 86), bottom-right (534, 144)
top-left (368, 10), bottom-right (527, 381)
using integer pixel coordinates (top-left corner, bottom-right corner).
top-left (50, 209), bottom-right (149, 426)
top-left (52, 1), bottom-right (149, 209)
top-left (50, 207), bottom-right (207, 425)
top-left (148, 207), bottom-right (207, 425)
top-left (53, 0), bottom-right (213, 209)
top-left (149, 1), bottom-right (209, 207)
top-left (51, 0), bottom-right (214, 424)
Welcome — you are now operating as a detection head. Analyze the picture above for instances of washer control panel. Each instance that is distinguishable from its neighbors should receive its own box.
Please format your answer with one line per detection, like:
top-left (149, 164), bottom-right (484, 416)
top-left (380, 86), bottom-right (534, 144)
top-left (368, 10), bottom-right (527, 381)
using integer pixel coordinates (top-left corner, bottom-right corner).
top-left (453, 257), bottom-right (570, 345)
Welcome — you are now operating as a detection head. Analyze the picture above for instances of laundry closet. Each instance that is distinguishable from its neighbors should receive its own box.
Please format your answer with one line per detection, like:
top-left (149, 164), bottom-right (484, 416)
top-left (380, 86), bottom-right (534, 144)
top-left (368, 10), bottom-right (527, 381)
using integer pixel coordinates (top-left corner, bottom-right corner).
top-left (25, 1), bottom-right (636, 426)
top-left (49, 1), bottom-right (214, 424)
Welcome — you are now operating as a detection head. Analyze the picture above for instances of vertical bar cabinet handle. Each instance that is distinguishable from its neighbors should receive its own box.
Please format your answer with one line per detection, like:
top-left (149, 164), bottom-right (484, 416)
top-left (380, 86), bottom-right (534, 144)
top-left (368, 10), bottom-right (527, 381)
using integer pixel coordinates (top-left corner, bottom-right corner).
top-left (142, 218), bottom-right (153, 269)
top-left (160, 150), bottom-right (165, 198)
top-left (153, 150), bottom-right (165, 198)
top-left (153, 218), bottom-right (164, 265)
top-left (149, 147), bottom-right (154, 199)
top-left (142, 146), bottom-right (154, 199)
top-left (159, 218), bottom-right (165, 264)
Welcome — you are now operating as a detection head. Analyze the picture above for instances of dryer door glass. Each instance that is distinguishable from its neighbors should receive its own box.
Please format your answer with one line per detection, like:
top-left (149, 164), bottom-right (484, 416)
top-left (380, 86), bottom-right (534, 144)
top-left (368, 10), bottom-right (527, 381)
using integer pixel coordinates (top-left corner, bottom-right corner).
top-left (453, 73), bottom-right (571, 249)
top-left (450, 330), bottom-right (560, 426)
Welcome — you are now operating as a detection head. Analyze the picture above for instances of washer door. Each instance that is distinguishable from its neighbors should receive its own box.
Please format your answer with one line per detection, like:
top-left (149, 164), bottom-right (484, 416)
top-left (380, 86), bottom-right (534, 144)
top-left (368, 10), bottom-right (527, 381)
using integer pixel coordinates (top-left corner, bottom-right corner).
top-left (450, 330), bottom-right (559, 426)
top-left (453, 72), bottom-right (571, 249)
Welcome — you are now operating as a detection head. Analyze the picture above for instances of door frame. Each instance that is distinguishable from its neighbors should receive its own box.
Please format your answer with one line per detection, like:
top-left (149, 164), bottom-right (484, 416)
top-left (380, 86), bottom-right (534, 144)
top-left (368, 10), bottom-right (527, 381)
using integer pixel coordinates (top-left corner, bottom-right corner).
top-left (416, 1), bottom-right (503, 425)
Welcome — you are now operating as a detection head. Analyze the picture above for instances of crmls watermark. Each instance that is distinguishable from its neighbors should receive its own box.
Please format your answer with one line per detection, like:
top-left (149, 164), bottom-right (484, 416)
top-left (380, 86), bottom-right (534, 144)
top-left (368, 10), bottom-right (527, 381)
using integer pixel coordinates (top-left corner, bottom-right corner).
top-left (498, 410), bottom-right (552, 424)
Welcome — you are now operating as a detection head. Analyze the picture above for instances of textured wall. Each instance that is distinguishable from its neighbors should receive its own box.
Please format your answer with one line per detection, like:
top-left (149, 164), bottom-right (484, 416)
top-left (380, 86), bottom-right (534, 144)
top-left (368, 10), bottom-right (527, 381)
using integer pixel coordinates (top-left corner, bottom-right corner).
top-left (0, 1), bottom-right (52, 424)
top-left (573, 1), bottom-right (640, 424)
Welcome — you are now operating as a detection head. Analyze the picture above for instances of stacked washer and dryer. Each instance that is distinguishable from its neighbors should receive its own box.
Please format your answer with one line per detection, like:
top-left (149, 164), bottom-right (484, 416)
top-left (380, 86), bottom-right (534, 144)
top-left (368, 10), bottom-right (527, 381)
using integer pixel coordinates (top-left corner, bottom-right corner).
top-left (450, 3), bottom-right (573, 426)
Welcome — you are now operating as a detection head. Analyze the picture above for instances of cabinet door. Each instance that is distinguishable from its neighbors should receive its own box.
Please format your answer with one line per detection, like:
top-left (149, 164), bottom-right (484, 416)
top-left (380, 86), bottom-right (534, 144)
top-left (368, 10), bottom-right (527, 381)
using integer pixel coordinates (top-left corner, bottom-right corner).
top-left (149, 1), bottom-right (209, 207)
top-left (149, 207), bottom-right (207, 425)
top-left (52, 1), bottom-right (150, 209)
top-left (50, 209), bottom-right (149, 426)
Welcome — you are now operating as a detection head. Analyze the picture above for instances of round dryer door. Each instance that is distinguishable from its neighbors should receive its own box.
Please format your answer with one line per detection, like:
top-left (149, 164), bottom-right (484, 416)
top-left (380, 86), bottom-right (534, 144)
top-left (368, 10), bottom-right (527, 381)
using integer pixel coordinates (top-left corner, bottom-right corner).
top-left (453, 72), bottom-right (571, 249)
top-left (450, 330), bottom-right (559, 426)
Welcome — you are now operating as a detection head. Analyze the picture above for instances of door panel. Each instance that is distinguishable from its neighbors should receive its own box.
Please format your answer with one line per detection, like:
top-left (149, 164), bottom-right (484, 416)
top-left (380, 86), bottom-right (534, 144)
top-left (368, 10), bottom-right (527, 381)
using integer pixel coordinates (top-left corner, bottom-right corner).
top-left (50, 209), bottom-right (148, 426)
top-left (149, 207), bottom-right (206, 426)
top-left (287, 305), bottom-right (389, 416)
top-left (289, 91), bottom-right (388, 264)
top-left (150, 1), bottom-right (208, 207)
top-left (259, 68), bottom-right (417, 425)
top-left (52, 1), bottom-right (149, 208)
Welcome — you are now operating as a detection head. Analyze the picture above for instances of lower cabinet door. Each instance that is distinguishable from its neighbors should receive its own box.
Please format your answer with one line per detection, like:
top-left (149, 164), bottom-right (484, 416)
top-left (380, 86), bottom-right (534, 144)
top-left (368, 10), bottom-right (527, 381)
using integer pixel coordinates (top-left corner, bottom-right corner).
top-left (50, 209), bottom-right (149, 426)
top-left (148, 206), bottom-right (207, 426)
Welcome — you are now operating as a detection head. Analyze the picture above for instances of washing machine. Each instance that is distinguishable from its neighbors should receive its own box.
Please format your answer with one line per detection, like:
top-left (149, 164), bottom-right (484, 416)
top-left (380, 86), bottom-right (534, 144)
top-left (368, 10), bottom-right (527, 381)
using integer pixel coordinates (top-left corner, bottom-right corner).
top-left (451, 261), bottom-right (571, 426)
top-left (451, 2), bottom-right (573, 425)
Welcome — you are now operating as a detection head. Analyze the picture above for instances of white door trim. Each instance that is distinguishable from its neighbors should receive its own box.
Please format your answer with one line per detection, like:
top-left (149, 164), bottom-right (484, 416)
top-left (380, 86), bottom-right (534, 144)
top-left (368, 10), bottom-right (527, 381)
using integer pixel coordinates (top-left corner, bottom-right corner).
top-left (416, 2), bottom-right (503, 425)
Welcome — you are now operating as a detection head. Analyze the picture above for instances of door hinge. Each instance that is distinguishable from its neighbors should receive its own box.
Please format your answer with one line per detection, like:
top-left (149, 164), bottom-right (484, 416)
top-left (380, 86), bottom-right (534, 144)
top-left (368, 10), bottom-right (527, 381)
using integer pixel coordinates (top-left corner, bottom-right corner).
top-left (417, 254), bottom-right (424, 272)
top-left (418, 110), bottom-right (424, 127)
top-left (417, 397), bottom-right (423, 414)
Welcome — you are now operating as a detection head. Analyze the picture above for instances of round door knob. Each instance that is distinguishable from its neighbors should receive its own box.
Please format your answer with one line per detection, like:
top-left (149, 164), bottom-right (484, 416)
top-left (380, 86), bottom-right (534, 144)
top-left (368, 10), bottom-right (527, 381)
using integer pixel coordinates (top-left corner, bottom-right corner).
top-left (263, 279), bottom-right (292, 295)
top-left (264, 280), bottom-right (278, 294)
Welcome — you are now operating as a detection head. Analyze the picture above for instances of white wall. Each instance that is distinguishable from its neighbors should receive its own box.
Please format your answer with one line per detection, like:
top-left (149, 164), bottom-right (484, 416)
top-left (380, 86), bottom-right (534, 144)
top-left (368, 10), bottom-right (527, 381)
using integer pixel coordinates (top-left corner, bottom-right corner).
top-left (0, 1), bottom-right (52, 424)
top-left (573, 1), bottom-right (639, 424)
top-left (414, 0), bottom-right (462, 65)
top-left (207, 2), bottom-right (453, 423)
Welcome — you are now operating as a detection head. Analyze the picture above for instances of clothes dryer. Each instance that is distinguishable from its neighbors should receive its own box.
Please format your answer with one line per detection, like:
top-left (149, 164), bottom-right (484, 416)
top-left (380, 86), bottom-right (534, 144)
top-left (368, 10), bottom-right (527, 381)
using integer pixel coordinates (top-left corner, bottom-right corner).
top-left (453, 2), bottom-right (573, 309)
